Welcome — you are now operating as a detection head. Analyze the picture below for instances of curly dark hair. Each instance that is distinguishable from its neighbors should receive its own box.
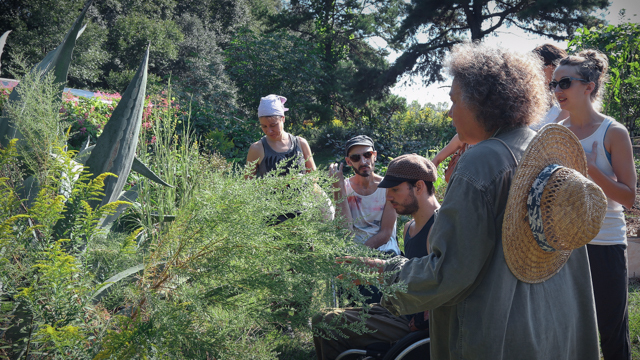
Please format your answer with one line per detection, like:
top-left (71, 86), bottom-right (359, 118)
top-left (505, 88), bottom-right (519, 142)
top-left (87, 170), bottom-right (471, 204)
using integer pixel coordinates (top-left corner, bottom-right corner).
top-left (445, 42), bottom-right (550, 132)
top-left (533, 44), bottom-right (568, 66)
top-left (558, 49), bottom-right (609, 104)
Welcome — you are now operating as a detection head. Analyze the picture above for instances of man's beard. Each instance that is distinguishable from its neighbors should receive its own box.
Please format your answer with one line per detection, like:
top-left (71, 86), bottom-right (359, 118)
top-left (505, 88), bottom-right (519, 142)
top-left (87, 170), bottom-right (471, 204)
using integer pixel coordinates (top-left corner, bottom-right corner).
top-left (395, 192), bottom-right (419, 215)
top-left (353, 166), bottom-right (372, 177)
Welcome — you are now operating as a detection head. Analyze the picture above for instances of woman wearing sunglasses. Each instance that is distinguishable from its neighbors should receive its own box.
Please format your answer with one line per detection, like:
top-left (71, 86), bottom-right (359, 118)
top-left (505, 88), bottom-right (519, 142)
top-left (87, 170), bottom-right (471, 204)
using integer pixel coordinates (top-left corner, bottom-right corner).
top-left (555, 50), bottom-right (636, 360)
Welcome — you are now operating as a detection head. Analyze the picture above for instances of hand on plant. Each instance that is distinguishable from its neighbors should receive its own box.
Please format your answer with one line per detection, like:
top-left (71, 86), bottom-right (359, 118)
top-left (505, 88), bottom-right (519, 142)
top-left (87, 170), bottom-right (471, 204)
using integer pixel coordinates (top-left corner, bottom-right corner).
top-left (328, 162), bottom-right (345, 189)
top-left (335, 256), bottom-right (386, 285)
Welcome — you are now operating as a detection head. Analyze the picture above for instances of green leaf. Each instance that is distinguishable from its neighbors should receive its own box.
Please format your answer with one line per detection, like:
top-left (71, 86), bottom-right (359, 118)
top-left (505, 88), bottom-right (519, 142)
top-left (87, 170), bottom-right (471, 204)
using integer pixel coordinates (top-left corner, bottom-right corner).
top-left (91, 264), bottom-right (145, 302)
top-left (100, 186), bottom-right (139, 229)
top-left (0, 30), bottom-right (11, 75)
top-left (84, 44), bottom-right (149, 208)
top-left (131, 157), bottom-right (174, 188)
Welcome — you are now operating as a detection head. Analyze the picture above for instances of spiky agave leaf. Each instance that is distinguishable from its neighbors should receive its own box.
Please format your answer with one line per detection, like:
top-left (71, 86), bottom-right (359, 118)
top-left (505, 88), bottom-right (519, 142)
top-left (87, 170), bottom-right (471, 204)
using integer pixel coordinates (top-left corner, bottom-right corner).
top-left (131, 157), bottom-right (174, 188)
top-left (0, 30), bottom-right (11, 76)
top-left (84, 45), bottom-right (149, 208)
top-left (100, 185), bottom-right (139, 229)
top-left (76, 144), bottom-right (173, 188)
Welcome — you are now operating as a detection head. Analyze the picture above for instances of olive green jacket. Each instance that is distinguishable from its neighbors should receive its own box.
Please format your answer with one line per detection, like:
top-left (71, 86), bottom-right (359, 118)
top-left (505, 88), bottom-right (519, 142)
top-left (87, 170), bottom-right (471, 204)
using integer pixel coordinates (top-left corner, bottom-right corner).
top-left (382, 127), bottom-right (599, 360)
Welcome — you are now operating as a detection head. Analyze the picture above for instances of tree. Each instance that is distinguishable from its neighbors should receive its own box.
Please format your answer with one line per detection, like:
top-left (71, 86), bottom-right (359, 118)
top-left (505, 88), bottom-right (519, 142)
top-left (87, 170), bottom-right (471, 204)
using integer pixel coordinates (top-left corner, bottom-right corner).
top-left (568, 22), bottom-right (640, 136)
top-left (383, 0), bottom-right (609, 87)
top-left (225, 29), bottom-right (326, 123)
top-left (269, 0), bottom-right (405, 122)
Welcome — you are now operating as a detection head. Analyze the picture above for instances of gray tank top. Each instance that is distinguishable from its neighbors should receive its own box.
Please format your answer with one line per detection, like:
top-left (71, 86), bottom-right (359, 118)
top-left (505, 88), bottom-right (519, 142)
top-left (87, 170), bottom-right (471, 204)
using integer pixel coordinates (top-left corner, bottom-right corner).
top-left (257, 133), bottom-right (306, 177)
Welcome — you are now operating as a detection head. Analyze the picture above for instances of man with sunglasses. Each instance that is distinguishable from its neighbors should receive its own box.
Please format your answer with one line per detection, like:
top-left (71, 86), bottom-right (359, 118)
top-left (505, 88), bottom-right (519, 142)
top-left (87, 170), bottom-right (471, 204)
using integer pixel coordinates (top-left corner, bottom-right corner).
top-left (328, 135), bottom-right (400, 255)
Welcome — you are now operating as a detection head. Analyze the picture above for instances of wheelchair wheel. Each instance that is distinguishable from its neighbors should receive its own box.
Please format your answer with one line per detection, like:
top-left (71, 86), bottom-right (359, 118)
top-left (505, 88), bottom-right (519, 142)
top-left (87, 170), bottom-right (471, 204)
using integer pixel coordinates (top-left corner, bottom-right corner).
top-left (381, 330), bottom-right (430, 360)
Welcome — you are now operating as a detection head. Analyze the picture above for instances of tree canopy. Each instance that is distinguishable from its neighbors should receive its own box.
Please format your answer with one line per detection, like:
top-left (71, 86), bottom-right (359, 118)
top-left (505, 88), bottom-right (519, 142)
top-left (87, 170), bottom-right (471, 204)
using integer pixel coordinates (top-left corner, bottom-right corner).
top-left (382, 0), bottom-right (609, 87)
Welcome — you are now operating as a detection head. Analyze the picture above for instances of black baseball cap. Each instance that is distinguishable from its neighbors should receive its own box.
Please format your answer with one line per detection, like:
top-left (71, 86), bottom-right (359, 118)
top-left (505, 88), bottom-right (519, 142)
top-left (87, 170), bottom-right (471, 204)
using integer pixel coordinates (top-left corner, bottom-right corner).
top-left (345, 135), bottom-right (374, 156)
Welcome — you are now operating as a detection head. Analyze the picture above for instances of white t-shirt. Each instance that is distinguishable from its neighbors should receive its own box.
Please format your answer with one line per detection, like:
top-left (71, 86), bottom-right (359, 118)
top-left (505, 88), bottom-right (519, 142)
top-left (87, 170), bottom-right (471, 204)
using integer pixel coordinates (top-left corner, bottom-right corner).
top-left (344, 178), bottom-right (400, 254)
top-left (530, 105), bottom-right (562, 131)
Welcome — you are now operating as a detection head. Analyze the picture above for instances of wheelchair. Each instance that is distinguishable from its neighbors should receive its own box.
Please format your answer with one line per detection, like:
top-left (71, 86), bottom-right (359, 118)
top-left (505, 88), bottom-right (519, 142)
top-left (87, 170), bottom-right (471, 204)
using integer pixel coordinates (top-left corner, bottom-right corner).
top-left (335, 329), bottom-right (430, 360)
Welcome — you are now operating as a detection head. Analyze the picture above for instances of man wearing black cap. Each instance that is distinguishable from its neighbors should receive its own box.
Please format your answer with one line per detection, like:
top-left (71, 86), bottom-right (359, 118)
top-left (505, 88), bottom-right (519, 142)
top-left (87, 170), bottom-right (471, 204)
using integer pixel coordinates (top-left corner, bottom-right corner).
top-left (314, 154), bottom-right (440, 360)
top-left (328, 135), bottom-right (400, 255)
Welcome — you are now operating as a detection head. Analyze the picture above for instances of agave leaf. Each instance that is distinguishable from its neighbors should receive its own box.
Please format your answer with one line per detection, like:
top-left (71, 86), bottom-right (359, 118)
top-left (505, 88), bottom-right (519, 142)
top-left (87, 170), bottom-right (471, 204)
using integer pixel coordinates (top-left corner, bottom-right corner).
top-left (0, 30), bottom-right (11, 76)
top-left (84, 44), bottom-right (149, 208)
top-left (0, 0), bottom-right (93, 148)
top-left (150, 213), bottom-right (176, 223)
top-left (75, 144), bottom-right (95, 164)
top-left (76, 24), bottom-right (87, 40)
top-left (77, 144), bottom-right (173, 188)
top-left (92, 261), bottom-right (165, 302)
top-left (131, 157), bottom-right (174, 188)
top-left (100, 186), bottom-right (139, 229)
top-left (91, 263), bottom-right (144, 302)
top-left (80, 135), bottom-right (91, 151)
top-left (16, 175), bottom-right (39, 207)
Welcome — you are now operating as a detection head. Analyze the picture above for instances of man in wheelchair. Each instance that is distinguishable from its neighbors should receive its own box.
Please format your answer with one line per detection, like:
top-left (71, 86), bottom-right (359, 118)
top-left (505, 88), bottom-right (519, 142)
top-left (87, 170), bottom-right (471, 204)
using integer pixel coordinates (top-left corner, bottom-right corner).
top-left (313, 154), bottom-right (440, 360)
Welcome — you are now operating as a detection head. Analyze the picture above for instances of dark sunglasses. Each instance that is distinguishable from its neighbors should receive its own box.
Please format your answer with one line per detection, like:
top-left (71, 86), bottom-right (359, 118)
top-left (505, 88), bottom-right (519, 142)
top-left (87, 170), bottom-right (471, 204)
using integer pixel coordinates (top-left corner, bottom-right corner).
top-left (548, 77), bottom-right (589, 91)
top-left (349, 151), bottom-right (374, 163)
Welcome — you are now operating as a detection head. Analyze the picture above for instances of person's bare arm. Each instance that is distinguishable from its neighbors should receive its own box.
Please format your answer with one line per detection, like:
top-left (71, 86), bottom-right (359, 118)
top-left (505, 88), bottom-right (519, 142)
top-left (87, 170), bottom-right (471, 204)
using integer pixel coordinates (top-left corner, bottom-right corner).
top-left (432, 134), bottom-right (463, 168)
top-left (588, 123), bottom-right (637, 208)
top-left (363, 202), bottom-right (397, 249)
top-left (329, 163), bottom-right (353, 231)
top-left (245, 142), bottom-right (263, 180)
top-left (299, 137), bottom-right (317, 172)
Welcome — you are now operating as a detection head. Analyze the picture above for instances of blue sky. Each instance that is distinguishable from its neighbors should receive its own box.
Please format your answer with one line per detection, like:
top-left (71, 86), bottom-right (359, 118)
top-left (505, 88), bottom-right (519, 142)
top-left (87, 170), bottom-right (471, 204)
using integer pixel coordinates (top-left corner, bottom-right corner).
top-left (381, 0), bottom-right (640, 107)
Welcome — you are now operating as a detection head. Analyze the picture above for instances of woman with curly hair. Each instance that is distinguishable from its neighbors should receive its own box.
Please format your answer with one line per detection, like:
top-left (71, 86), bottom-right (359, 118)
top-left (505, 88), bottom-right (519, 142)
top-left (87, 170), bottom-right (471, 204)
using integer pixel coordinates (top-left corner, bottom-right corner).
top-left (555, 50), bottom-right (636, 360)
top-left (360, 42), bottom-right (600, 359)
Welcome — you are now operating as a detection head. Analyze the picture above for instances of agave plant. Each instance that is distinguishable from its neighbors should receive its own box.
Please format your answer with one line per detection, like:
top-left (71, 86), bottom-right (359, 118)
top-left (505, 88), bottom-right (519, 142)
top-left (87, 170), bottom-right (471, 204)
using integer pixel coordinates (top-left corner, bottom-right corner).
top-left (78, 44), bottom-right (174, 228)
top-left (0, 0), bottom-right (173, 229)
top-left (0, 30), bottom-right (11, 76)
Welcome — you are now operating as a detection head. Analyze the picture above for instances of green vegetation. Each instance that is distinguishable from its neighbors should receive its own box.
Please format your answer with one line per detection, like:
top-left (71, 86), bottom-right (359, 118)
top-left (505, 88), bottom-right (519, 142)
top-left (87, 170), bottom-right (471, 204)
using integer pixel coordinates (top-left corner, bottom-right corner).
top-left (1, 71), bottom-right (406, 359)
top-left (0, 1), bottom-right (638, 359)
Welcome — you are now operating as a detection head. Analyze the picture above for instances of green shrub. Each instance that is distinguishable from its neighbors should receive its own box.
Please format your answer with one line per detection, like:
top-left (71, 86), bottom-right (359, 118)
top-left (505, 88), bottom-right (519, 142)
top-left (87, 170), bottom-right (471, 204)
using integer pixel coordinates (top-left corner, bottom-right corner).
top-left (1, 76), bottom-right (406, 359)
top-left (298, 101), bottom-right (455, 165)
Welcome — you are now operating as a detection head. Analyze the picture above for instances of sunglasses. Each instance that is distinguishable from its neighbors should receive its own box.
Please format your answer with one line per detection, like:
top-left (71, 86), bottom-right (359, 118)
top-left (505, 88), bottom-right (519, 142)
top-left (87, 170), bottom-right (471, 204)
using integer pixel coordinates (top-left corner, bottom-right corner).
top-left (349, 151), bottom-right (374, 163)
top-left (548, 77), bottom-right (589, 91)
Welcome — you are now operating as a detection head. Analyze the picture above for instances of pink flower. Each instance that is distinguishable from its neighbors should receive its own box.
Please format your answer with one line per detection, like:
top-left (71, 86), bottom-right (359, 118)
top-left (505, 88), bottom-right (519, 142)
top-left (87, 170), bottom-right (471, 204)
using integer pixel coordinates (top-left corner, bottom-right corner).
top-left (78, 119), bottom-right (85, 126)
top-left (80, 127), bottom-right (87, 134)
top-left (84, 112), bottom-right (89, 119)
top-left (142, 122), bottom-right (152, 129)
top-left (150, 135), bottom-right (156, 144)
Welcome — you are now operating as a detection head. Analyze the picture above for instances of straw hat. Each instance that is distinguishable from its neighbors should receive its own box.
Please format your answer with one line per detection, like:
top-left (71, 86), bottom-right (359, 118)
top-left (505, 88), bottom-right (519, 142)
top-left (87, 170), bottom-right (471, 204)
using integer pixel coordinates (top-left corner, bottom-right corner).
top-left (502, 124), bottom-right (607, 284)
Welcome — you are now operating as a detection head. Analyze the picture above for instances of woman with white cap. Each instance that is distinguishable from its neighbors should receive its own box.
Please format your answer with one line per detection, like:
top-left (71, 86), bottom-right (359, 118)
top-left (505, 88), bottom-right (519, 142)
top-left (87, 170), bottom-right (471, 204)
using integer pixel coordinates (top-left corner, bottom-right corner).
top-left (554, 50), bottom-right (636, 360)
top-left (245, 94), bottom-right (316, 179)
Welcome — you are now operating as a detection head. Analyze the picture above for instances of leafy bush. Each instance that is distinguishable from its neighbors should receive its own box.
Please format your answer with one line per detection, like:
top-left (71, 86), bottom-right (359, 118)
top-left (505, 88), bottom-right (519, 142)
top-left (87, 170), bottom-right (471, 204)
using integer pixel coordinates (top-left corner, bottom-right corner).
top-left (299, 100), bottom-right (455, 165)
top-left (569, 23), bottom-right (640, 135)
top-left (1, 75), bottom-right (404, 359)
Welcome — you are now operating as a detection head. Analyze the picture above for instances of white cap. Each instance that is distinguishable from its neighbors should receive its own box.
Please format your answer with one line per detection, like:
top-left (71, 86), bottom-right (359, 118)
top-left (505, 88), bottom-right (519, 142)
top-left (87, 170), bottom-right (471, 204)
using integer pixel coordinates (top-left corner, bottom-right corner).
top-left (258, 94), bottom-right (288, 117)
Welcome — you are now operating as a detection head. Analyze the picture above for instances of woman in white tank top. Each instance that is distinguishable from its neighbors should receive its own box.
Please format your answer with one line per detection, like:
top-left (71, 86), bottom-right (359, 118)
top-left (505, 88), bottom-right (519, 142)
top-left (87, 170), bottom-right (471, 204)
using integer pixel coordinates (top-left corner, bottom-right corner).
top-left (554, 50), bottom-right (636, 360)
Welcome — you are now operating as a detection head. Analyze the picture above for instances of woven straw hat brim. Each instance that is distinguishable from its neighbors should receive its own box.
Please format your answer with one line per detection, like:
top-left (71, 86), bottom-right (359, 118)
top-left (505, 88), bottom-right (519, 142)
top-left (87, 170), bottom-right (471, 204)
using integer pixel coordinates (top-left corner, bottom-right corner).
top-left (503, 124), bottom-right (587, 284)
